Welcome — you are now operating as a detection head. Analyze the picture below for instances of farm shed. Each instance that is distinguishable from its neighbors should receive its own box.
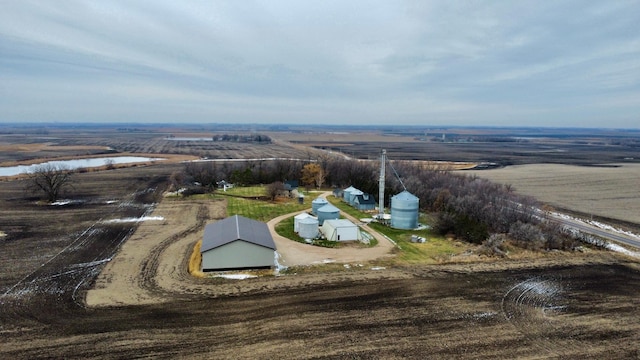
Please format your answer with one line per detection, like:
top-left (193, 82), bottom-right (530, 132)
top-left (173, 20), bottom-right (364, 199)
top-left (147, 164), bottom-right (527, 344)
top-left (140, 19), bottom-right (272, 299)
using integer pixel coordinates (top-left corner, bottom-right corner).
top-left (200, 215), bottom-right (276, 271)
top-left (321, 219), bottom-right (362, 242)
top-left (353, 193), bottom-right (376, 211)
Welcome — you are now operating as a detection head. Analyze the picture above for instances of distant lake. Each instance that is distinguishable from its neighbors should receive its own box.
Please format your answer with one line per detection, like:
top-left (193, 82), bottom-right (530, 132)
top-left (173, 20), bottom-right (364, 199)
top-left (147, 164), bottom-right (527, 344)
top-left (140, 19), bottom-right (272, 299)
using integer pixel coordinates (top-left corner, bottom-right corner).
top-left (0, 156), bottom-right (164, 177)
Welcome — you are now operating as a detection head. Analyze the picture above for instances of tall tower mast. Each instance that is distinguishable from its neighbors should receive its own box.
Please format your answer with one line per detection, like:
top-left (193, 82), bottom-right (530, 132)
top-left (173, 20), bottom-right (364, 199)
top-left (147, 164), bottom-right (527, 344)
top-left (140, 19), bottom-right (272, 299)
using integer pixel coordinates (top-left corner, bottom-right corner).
top-left (378, 149), bottom-right (386, 219)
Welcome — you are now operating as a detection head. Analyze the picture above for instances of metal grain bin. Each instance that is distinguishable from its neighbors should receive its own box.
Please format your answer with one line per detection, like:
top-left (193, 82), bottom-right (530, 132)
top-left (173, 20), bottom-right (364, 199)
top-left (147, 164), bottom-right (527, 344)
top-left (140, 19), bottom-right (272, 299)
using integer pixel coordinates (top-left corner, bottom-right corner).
top-left (390, 190), bottom-right (419, 229)
top-left (317, 204), bottom-right (340, 225)
top-left (311, 197), bottom-right (329, 215)
top-left (343, 186), bottom-right (356, 202)
top-left (298, 217), bottom-right (319, 239)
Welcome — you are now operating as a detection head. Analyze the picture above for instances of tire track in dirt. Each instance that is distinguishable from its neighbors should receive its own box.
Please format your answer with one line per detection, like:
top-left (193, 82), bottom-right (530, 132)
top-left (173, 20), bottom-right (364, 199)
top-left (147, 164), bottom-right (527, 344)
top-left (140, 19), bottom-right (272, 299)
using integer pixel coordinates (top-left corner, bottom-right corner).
top-left (137, 203), bottom-right (210, 298)
top-left (501, 277), bottom-right (590, 357)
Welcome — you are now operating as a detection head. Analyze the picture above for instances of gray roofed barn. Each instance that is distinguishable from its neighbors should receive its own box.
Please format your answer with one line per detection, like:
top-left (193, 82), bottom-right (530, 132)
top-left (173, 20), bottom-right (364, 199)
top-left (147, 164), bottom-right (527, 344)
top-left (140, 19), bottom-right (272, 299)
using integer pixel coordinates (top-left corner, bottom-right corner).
top-left (201, 215), bottom-right (276, 271)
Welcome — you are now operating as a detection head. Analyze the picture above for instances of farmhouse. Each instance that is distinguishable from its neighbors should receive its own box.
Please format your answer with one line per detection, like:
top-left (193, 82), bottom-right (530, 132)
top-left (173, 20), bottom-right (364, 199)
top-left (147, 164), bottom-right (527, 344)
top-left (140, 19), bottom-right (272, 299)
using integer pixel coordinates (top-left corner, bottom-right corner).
top-left (321, 219), bottom-right (362, 242)
top-left (200, 215), bottom-right (276, 271)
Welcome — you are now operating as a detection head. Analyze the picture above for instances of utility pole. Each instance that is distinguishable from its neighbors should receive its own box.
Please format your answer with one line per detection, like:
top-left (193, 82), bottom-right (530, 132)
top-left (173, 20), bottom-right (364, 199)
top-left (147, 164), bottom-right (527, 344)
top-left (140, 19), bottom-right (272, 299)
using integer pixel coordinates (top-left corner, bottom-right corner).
top-left (378, 149), bottom-right (386, 219)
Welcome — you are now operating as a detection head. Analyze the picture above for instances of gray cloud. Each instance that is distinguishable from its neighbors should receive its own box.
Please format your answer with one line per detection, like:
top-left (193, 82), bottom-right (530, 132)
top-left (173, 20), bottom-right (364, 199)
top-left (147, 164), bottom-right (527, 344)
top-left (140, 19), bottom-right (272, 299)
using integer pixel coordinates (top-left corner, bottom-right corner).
top-left (1, 0), bottom-right (639, 127)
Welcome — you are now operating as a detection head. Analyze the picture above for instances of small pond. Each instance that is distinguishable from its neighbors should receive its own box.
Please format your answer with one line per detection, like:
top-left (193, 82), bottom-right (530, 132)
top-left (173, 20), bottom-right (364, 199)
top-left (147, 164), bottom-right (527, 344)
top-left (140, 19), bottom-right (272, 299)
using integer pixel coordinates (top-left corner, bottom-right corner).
top-left (0, 156), bottom-right (164, 177)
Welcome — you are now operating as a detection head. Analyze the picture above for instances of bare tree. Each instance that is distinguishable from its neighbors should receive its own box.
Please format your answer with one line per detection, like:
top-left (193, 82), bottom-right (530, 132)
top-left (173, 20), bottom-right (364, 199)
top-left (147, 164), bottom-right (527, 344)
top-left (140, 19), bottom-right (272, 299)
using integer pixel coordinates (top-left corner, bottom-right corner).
top-left (266, 181), bottom-right (285, 201)
top-left (27, 164), bottom-right (73, 203)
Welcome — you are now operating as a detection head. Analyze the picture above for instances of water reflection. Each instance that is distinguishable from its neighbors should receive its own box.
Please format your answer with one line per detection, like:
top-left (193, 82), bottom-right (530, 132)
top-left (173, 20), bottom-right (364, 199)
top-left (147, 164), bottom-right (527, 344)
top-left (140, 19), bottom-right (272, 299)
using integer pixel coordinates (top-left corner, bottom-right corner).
top-left (0, 156), bottom-right (164, 177)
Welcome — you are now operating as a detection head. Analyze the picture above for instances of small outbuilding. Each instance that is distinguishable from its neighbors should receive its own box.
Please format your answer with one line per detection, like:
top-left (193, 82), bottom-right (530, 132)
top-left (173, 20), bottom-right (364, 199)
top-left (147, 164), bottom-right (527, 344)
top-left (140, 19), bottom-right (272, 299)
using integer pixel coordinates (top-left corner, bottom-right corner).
top-left (353, 193), bottom-right (376, 211)
top-left (200, 215), bottom-right (276, 271)
top-left (321, 219), bottom-right (362, 241)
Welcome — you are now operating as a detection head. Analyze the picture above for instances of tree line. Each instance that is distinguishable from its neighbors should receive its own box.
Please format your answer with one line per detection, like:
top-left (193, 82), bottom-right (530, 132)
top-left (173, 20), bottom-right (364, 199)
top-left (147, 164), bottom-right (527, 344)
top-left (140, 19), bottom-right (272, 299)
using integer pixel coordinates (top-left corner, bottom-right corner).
top-left (30, 153), bottom-right (584, 252)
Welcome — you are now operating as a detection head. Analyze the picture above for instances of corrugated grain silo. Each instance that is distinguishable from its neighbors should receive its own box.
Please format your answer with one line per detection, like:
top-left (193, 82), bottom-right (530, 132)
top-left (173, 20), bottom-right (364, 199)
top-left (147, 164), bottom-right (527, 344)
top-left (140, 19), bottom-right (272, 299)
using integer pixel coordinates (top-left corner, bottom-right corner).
top-left (342, 186), bottom-right (356, 202)
top-left (294, 212), bottom-right (312, 232)
top-left (348, 189), bottom-right (364, 206)
top-left (311, 197), bottom-right (329, 215)
top-left (317, 204), bottom-right (340, 225)
top-left (390, 190), bottom-right (419, 229)
top-left (298, 217), bottom-right (319, 239)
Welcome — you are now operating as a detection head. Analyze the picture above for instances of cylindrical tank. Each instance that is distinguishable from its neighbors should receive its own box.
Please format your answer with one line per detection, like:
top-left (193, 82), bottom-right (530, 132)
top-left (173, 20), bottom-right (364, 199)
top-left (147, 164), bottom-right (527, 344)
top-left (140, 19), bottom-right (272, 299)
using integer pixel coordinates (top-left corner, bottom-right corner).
top-left (317, 204), bottom-right (340, 225)
top-left (294, 212), bottom-right (312, 232)
top-left (298, 217), bottom-right (319, 239)
top-left (343, 186), bottom-right (356, 202)
top-left (391, 191), bottom-right (419, 229)
top-left (349, 189), bottom-right (364, 206)
top-left (311, 197), bottom-right (328, 215)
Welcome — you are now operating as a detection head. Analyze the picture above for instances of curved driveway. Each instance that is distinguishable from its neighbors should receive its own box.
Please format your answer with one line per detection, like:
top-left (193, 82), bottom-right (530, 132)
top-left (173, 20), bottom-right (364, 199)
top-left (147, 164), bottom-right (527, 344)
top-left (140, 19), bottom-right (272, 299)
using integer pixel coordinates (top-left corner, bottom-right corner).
top-left (266, 192), bottom-right (395, 266)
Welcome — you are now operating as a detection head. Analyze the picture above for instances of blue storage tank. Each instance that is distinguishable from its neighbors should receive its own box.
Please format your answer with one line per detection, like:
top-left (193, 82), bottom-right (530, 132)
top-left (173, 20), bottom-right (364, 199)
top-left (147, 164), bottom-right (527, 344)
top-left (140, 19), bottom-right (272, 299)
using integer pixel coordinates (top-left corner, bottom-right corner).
top-left (317, 204), bottom-right (340, 225)
top-left (391, 191), bottom-right (419, 229)
top-left (343, 186), bottom-right (356, 202)
top-left (311, 197), bottom-right (329, 215)
top-left (349, 189), bottom-right (364, 206)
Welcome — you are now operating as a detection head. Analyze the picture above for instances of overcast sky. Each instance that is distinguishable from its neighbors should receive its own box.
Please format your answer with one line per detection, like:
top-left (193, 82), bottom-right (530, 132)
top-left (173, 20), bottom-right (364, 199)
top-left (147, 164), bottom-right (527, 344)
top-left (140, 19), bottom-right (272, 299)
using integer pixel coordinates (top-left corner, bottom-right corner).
top-left (1, 1), bottom-right (639, 128)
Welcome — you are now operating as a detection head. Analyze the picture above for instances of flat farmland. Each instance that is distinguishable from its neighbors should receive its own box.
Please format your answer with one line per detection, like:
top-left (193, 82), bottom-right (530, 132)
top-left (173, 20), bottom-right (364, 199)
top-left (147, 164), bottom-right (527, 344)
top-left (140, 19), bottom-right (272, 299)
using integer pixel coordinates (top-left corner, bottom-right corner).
top-left (466, 164), bottom-right (640, 225)
top-left (1, 125), bottom-right (639, 358)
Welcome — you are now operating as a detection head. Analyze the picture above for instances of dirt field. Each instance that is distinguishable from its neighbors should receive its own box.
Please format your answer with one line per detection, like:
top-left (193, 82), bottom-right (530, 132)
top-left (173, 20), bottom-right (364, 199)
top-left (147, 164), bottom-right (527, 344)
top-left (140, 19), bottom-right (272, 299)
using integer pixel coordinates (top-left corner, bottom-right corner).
top-left (2, 172), bottom-right (639, 358)
top-left (1, 128), bottom-right (639, 359)
top-left (466, 164), bottom-right (640, 226)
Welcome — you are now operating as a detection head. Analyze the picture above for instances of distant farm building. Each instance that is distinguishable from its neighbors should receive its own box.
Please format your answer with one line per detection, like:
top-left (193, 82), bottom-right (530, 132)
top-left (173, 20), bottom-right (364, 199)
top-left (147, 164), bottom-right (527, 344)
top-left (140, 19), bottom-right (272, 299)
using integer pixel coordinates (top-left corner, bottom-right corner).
top-left (390, 190), bottom-right (419, 230)
top-left (200, 215), bottom-right (276, 271)
top-left (348, 189), bottom-right (364, 206)
top-left (321, 219), bottom-right (362, 241)
top-left (342, 186), bottom-right (357, 202)
top-left (353, 193), bottom-right (376, 211)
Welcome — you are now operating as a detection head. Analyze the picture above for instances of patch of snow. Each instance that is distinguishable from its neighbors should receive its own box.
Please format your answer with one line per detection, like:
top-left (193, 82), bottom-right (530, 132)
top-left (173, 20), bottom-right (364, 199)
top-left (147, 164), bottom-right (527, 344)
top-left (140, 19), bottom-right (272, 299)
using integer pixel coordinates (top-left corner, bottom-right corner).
top-left (50, 199), bottom-right (84, 206)
top-left (606, 243), bottom-right (640, 258)
top-left (274, 251), bottom-right (287, 274)
top-left (102, 216), bottom-right (164, 224)
top-left (371, 266), bottom-right (386, 271)
top-left (343, 264), bottom-right (351, 269)
top-left (105, 200), bottom-right (118, 204)
top-left (0, 231), bottom-right (6, 238)
top-left (214, 274), bottom-right (258, 280)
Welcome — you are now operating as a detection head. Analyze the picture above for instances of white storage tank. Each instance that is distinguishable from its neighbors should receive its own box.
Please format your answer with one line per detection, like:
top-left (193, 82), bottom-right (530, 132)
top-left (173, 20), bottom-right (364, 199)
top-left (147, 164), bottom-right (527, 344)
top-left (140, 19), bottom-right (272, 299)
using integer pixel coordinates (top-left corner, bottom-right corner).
top-left (317, 204), bottom-right (340, 225)
top-left (294, 212), bottom-right (312, 232)
top-left (311, 197), bottom-right (329, 215)
top-left (298, 217), bottom-right (319, 239)
top-left (391, 190), bottom-right (419, 229)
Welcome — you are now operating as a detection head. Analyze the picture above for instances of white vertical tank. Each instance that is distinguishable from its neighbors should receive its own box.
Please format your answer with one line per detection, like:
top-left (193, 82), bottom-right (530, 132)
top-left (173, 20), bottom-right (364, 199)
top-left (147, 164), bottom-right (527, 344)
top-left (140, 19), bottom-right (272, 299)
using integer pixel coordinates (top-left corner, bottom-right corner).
top-left (298, 217), bottom-right (319, 239)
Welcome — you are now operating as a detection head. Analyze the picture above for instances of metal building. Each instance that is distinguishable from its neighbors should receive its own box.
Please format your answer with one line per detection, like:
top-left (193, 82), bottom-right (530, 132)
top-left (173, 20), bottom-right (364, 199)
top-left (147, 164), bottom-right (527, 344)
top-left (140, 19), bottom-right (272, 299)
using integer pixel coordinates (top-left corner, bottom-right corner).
top-left (343, 186), bottom-right (357, 202)
top-left (200, 215), bottom-right (276, 271)
top-left (390, 190), bottom-right (420, 230)
top-left (321, 219), bottom-right (361, 241)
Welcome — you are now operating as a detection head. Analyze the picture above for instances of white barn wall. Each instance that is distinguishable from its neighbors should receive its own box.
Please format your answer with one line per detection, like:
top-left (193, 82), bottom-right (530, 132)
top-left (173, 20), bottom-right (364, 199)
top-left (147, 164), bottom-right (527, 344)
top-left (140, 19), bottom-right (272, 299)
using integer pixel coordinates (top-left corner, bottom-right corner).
top-left (202, 240), bottom-right (275, 271)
